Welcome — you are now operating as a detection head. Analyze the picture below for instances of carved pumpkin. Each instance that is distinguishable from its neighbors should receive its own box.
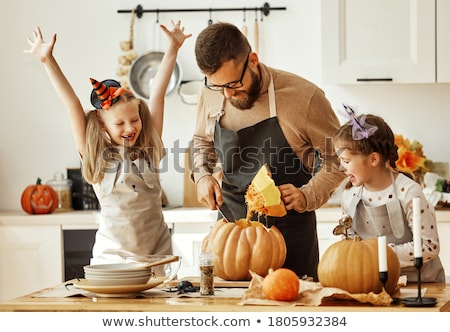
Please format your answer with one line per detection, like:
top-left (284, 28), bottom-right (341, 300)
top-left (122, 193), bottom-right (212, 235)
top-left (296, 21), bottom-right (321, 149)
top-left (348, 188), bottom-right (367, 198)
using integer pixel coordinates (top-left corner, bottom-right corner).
top-left (21, 178), bottom-right (59, 214)
top-left (262, 268), bottom-right (300, 301)
top-left (201, 219), bottom-right (286, 281)
top-left (245, 164), bottom-right (286, 218)
top-left (317, 236), bottom-right (400, 296)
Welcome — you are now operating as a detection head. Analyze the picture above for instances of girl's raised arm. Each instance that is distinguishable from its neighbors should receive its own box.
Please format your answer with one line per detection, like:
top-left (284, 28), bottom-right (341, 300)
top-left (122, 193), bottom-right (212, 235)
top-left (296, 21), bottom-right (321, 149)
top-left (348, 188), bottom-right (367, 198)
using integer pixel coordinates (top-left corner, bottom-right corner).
top-left (148, 20), bottom-right (191, 137)
top-left (25, 27), bottom-right (87, 158)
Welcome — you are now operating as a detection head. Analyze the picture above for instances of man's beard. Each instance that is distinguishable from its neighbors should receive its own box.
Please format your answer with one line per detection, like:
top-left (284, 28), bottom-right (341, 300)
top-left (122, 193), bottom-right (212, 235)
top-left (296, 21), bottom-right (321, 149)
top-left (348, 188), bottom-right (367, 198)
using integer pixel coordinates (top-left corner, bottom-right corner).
top-left (228, 70), bottom-right (260, 110)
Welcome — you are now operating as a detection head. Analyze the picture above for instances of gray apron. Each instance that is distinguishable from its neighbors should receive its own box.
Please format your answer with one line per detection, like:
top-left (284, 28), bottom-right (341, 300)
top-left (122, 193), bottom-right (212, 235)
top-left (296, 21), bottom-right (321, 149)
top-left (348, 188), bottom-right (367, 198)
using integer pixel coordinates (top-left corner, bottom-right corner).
top-left (213, 77), bottom-right (319, 280)
top-left (91, 148), bottom-right (172, 264)
top-left (347, 172), bottom-right (445, 283)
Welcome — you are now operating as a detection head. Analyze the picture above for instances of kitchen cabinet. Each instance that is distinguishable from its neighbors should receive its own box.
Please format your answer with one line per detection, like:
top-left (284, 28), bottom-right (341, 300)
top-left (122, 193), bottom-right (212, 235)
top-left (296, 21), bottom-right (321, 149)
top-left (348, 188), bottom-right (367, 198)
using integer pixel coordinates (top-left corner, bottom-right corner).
top-left (0, 225), bottom-right (63, 302)
top-left (321, 0), bottom-right (437, 84)
top-left (437, 0), bottom-right (450, 82)
top-left (437, 221), bottom-right (450, 281)
top-left (171, 221), bottom-right (216, 278)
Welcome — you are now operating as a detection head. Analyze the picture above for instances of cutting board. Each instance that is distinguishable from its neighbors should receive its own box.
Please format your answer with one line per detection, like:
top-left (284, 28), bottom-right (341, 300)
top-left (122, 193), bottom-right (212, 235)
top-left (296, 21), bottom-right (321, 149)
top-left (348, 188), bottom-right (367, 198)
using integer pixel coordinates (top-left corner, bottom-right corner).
top-left (183, 147), bottom-right (204, 207)
top-left (169, 276), bottom-right (250, 288)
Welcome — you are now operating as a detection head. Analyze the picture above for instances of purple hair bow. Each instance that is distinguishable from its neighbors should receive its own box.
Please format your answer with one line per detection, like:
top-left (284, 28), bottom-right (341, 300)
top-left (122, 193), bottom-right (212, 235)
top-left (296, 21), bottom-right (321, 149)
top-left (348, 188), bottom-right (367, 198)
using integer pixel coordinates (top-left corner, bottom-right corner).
top-left (342, 104), bottom-right (378, 140)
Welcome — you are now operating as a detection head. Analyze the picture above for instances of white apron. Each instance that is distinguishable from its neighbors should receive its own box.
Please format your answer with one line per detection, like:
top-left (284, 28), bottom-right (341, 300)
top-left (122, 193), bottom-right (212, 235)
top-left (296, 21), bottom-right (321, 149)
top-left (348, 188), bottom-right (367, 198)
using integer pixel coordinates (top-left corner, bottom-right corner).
top-left (346, 172), bottom-right (445, 282)
top-left (91, 149), bottom-right (172, 264)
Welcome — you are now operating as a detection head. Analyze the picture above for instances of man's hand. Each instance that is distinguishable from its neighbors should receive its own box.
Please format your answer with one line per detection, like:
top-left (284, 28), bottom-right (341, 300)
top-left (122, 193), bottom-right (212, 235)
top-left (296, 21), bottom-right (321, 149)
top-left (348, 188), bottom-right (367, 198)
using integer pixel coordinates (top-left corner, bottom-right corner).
top-left (196, 175), bottom-right (222, 210)
top-left (279, 183), bottom-right (306, 213)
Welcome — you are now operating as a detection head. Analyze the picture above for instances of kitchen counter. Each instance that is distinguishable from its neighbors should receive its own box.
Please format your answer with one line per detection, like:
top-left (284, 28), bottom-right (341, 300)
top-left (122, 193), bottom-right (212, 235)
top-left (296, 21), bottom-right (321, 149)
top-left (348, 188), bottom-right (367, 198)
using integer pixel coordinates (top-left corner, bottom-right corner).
top-left (0, 207), bottom-right (219, 229)
top-left (1, 281), bottom-right (449, 312)
top-left (2, 207), bottom-right (450, 227)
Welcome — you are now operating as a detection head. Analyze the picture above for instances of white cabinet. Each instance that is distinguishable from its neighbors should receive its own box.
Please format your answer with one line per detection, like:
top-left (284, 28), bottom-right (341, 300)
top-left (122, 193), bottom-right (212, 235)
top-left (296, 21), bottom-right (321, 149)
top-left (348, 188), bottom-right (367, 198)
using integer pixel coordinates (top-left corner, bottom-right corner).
top-left (437, 0), bottom-right (450, 82)
top-left (0, 225), bottom-right (63, 302)
top-left (322, 0), bottom-right (436, 84)
top-left (171, 221), bottom-right (216, 278)
top-left (437, 221), bottom-right (450, 282)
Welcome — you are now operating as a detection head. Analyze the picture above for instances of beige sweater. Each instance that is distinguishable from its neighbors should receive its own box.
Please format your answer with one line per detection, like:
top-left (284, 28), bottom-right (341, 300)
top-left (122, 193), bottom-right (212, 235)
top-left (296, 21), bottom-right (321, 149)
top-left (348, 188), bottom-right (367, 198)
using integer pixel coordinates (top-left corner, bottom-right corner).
top-left (192, 63), bottom-right (345, 212)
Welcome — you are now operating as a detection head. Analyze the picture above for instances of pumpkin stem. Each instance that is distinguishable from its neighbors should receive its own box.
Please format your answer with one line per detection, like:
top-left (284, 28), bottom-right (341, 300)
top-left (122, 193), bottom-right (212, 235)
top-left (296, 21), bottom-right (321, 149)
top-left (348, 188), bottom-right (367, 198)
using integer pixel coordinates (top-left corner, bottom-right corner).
top-left (36, 177), bottom-right (42, 185)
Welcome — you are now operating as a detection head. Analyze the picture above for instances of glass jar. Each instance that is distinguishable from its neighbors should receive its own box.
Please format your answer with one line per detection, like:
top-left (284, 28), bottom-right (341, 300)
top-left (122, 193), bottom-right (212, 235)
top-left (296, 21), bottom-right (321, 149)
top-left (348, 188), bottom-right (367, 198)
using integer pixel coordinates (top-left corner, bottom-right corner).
top-left (199, 252), bottom-right (214, 295)
top-left (47, 172), bottom-right (73, 212)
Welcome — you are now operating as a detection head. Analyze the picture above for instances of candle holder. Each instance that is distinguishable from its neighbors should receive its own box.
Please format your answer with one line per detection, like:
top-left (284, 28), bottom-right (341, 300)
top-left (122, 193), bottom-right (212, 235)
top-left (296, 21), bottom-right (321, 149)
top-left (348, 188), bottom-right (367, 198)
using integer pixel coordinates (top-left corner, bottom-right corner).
top-left (401, 257), bottom-right (437, 307)
top-left (379, 271), bottom-right (388, 290)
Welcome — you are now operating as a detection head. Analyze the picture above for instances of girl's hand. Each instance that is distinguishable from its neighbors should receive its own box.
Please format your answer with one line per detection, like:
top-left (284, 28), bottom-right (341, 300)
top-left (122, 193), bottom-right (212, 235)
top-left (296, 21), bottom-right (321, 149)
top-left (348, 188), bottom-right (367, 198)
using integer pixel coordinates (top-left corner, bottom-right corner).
top-left (24, 26), bottom-right (56, 62)
top-left (160, 20), bottom-right (192, 50)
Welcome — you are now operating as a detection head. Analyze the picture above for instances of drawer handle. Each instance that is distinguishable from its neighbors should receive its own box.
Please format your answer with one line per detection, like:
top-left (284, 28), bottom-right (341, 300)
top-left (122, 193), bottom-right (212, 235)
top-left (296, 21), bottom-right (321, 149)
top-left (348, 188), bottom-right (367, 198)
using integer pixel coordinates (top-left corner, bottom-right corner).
top-left (356, 78), bottom-right (393, 82)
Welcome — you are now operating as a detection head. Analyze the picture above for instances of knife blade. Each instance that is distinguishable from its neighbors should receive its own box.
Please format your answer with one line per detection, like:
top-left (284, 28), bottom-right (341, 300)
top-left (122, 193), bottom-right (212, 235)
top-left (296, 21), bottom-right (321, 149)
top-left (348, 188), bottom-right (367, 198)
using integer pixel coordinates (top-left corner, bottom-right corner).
top-left (216, 202), bottom-right (235, 222)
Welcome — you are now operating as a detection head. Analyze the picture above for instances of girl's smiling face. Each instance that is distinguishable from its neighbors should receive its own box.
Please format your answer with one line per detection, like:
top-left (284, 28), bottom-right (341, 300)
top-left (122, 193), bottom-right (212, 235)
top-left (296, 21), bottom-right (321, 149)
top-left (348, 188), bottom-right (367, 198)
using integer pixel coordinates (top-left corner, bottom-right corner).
top-left (100, 100), bottom-right (142, 146)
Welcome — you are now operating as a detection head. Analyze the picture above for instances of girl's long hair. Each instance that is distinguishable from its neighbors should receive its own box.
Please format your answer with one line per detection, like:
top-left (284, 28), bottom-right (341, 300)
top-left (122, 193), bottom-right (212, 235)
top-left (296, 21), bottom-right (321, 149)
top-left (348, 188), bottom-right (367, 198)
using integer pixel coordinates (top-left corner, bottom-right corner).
top-left (82, 91), bottom-right (164, 184)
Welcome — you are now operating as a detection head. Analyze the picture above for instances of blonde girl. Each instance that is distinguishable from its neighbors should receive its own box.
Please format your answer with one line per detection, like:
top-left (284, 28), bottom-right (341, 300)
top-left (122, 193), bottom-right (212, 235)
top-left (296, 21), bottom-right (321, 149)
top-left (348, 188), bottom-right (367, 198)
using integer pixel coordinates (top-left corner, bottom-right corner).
top-left (25, 22), bottom-right (191, 263)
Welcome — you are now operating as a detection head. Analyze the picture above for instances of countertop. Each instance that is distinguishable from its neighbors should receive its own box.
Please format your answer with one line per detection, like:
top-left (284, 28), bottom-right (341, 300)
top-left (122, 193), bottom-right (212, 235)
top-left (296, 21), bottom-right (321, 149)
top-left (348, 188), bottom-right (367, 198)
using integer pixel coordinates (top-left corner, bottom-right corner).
top-left (0, 207), bottom-right (219, 229)
top-left (2, 207), bottom-right (450, 229)
top-left (1, 281), bottom-right (449, 312)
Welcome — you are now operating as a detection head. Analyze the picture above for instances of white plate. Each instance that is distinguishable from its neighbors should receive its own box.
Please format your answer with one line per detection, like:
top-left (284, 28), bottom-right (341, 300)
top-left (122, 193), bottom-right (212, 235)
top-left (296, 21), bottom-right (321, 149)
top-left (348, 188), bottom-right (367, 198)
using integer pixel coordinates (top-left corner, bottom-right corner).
top-left (84, 262), bottom-right (150, 273)
top-left (73, 278), bottom-right (164, 297)
top-left (85, 275), bottom-right (151, 286)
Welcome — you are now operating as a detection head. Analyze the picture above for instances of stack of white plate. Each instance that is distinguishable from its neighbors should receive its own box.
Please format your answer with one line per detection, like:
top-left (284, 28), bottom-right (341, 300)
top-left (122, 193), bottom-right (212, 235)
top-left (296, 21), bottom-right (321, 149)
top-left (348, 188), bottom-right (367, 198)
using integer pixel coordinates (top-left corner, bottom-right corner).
top-left (83, 263), bottom-right (154, 286)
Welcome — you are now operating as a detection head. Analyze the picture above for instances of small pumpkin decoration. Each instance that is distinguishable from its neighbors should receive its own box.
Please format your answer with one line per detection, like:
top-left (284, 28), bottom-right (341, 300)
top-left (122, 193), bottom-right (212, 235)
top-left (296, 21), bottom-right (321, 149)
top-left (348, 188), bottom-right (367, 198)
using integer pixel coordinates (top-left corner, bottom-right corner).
top-left (201, 218), bottom-right (286, 281)
top-left (21, 177), bottom-right (59, 214)
top-left (262, 268), bottom-right (299, 301)
top-left (318, 234), bottom-right (400, 296)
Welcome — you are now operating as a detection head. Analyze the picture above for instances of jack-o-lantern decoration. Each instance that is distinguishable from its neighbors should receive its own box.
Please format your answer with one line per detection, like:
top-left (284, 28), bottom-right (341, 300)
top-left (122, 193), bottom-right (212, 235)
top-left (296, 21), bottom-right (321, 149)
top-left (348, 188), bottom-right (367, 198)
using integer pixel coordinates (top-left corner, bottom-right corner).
top-left (21, 178), bottom-right (59, 214)
top-left (202, 219), bottom-right (286, 281)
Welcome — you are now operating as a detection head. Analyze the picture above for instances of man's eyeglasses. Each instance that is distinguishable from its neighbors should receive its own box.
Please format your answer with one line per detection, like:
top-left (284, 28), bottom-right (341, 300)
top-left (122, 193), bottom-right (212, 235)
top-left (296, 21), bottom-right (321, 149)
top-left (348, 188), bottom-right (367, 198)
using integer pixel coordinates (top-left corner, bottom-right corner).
top-left (204, 53), bottom-right (250, 91)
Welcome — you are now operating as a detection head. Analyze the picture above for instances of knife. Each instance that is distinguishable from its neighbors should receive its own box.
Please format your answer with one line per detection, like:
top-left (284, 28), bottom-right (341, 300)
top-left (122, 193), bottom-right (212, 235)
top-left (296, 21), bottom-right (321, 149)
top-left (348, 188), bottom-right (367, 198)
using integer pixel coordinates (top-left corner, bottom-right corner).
top-left (216, 202), bottom-right (235, 222)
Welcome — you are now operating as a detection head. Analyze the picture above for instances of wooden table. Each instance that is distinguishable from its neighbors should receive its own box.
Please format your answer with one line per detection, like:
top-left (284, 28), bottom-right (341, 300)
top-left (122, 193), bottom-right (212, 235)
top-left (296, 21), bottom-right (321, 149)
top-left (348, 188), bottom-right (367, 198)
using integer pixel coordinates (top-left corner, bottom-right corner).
top-left (1, 281), bottom-right (449, 312)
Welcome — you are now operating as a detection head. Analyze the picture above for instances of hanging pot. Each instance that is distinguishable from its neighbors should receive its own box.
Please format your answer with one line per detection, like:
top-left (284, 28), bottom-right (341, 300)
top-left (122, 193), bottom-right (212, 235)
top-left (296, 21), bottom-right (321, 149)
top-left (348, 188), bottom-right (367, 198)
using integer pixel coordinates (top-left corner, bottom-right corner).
top-left (129, 51), bottom-right (182, 99)
top-left (128, 16), bottom-right (182, 100)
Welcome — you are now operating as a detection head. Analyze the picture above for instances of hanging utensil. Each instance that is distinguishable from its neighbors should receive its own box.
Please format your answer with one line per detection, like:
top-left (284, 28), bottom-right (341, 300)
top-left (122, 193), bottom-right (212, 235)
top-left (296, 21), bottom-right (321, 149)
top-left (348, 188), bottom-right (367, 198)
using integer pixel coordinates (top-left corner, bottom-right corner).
top-left (129, 11), bottom-right (182, 99)
top-left (241, 8), bottom-right (248, 37)
top-left (208, 9), bottom-right (213, 25)
top-left (253, 8), bottom-right (259, 53)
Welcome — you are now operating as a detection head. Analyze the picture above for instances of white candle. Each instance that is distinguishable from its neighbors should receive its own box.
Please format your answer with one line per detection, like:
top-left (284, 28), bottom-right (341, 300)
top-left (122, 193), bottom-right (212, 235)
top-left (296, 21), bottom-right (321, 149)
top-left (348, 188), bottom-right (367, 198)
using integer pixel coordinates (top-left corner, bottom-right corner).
top-left (413, 197), bottom-right (422, 258)
top-left (378, 235), bottom-right (387, 272)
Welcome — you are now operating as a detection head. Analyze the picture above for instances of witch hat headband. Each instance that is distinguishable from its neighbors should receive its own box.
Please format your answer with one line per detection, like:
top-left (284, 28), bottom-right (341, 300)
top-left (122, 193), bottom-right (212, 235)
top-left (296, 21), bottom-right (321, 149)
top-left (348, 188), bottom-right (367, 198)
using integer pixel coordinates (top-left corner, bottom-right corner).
top-left (90, 78), bottom-right (127, 110)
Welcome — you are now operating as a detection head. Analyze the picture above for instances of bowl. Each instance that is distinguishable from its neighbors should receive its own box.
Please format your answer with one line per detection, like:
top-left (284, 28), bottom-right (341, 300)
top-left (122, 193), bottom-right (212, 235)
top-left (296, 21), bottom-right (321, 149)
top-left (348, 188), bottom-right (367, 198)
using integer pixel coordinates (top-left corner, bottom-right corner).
top-left (178, 80), bottom-right (203, 105)
top-left (124, 255), bottom-right (181, 284)
top-left (129, 51), bottom-right (182, 99)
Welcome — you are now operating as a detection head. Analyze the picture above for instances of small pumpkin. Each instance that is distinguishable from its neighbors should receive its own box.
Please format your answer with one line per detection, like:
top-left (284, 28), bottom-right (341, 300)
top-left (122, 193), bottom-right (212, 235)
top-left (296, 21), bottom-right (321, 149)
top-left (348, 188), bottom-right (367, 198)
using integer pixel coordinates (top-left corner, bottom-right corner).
top-left (201, 218), bottom-right (286, 281)
top-left (21, 177), bottom-right (59, 214)
top-left (317, 236), bottom-right (400, 296)
top-left (262, 268), bottom-right (300, 301)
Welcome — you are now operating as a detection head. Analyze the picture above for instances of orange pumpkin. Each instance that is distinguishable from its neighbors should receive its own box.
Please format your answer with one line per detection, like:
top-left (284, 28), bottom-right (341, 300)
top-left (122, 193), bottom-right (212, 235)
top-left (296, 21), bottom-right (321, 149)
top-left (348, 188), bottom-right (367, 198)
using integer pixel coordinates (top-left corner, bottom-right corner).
top-left (245, 164), bottom-right (286, 218)
top-left (21, 178), bottom-right (59, 214)
top-left (201, 219), bottom-right (286, 280)
top-left (262, 268), bottom-right (300, 301)
top-left (317, 236), bottom-right (400, 296)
